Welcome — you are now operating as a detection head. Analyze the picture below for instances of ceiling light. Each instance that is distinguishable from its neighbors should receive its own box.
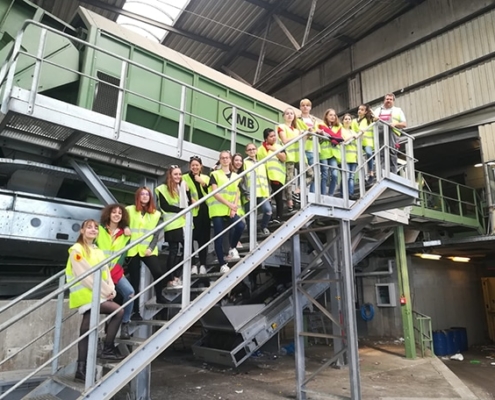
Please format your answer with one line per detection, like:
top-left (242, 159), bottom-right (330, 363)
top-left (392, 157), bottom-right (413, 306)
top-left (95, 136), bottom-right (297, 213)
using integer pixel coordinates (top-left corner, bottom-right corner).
top-left (449, 256), bottom-right (470, 263)
top-left (415, 253), bottom-right (441, 260)
top-left (474, 163), bottom-right (483, 167)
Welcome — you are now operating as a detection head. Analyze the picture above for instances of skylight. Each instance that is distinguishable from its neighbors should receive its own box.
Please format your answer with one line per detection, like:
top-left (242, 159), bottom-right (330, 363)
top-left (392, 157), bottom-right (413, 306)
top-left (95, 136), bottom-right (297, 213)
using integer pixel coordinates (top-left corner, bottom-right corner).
top-left (117, 0), bottom-right (189, 42)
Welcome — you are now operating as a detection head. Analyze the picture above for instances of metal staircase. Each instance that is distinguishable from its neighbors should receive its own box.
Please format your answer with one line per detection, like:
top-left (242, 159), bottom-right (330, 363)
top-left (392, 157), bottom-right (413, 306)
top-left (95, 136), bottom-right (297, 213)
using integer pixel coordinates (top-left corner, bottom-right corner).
top-left (0, 19), bottom-right (418, 400)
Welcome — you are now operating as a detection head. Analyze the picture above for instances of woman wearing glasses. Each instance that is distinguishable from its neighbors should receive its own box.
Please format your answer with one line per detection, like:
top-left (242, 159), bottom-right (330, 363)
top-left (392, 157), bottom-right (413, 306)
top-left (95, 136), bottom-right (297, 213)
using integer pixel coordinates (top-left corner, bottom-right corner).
top-left (126, 187), bottom-right (166, 320)
top-left (156, 165), bottom-right (190, 288)
top-left (208, 150), bottom-right (245, 273)
top-left (66, 219), bottom-right (124, 383)
top-left (183, 156), bottom-right (210, 275)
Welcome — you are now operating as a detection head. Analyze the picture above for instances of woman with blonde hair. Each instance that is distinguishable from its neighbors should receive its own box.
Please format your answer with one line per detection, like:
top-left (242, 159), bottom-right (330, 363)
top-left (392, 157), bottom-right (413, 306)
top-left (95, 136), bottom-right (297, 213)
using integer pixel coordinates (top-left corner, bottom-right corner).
top-left (66, 219), bottom-right (124, 382)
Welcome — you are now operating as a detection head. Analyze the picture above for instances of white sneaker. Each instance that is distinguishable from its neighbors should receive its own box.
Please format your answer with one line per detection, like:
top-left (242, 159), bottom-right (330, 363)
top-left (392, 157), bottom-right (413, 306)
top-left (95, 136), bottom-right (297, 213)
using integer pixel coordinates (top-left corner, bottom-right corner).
top-left (220, 264), bottom-right (230, 274)
top-left (228, 248), bottom-right (240, 260)
top-left (191, 265), bottom-right (198, 275)
top-left (261, 228), bottom-right (270, 235)
top-left (236, 242), bottom-right (244, 249)
top-left (199, 265), bottom-right (207, 275)
top-left (174, 278), bottom-right (183, 289)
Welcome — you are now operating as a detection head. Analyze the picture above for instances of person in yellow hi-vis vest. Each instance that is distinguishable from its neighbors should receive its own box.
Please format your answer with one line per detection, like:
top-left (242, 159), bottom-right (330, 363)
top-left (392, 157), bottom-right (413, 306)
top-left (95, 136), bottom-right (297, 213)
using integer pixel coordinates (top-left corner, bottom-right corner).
top-left (316, 109), bottom-right (344, 196)
top-left (296, 98), bottom-right (319, 193)
top-left (352, 104), bottom-right (375, 185)
top-left (96, 204), bottom-right (133, 340)
top-left (183, 156), bottom-right (210, 276)
top-left (208, 150), bottom-right (245, 273)
top-left (66, 219), bottom-right (124, 383)
top-left (258, 128), bottom-right (287, 222)
top-left (244, 143), bottom-right (272, 236)
top-left (277, 107), bottom-right (301, 213)
top-left (126, 187), bottom-right (165, 321)
top-left (156, 165), bottom-right (191, 289)
top-left (341, 113), bottom-right (359, 198)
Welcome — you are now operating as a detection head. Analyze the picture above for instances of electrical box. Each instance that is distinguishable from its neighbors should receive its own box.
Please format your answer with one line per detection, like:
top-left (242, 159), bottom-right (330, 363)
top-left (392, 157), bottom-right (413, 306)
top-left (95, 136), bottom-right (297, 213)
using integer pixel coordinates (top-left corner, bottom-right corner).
top-left (375, 283), bottom-right (397, 307)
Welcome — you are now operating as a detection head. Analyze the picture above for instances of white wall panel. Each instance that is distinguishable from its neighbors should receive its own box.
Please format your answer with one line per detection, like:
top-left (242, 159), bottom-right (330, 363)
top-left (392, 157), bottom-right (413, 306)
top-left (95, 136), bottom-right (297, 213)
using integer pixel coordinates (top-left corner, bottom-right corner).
top-left (361, 9), bottom-right (495, 103)
top-left (479, 123), bottom-right (495, 162)
top-left (390, 59), bottom-right (495, 128)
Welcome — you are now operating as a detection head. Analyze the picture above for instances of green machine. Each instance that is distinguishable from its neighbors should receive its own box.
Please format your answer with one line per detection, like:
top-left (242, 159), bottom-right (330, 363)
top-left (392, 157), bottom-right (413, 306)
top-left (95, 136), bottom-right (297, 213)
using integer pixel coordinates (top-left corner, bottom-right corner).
top-left (0, 0), bottom-right (288, 160)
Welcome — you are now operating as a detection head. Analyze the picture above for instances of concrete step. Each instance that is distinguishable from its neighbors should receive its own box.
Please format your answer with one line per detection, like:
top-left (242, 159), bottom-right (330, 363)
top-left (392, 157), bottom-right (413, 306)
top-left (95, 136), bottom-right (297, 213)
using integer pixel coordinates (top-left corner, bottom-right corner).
top-left (52, 374), bottom-right (84, 392)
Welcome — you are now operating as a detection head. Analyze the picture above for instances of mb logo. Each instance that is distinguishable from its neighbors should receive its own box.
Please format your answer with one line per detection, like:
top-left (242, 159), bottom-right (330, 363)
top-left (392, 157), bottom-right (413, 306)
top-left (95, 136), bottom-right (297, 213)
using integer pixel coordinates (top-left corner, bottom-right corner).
top-left (222, 108), bottom-right (260, 134)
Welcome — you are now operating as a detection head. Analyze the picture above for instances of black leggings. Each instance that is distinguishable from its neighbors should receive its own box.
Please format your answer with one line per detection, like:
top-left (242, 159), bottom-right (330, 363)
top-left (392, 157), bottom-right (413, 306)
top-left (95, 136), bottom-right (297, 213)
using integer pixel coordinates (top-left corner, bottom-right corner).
top-left (165, 227), bottom-right (184, 280)
top-left (193, 211), bottom-right (210, 266)
top-left (270, 181), bottom-right (284, 219)
top-left (78, 301), bottom-right (123, 362)
top-left (128, 255), bottom-right (164, 311)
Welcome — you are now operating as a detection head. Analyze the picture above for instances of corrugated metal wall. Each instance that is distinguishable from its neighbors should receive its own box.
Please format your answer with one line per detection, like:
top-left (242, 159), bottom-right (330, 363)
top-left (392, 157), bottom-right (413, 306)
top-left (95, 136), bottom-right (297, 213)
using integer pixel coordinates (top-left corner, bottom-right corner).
top-left (392, 59), bottom-right (495, 127)
top-left (479, 122), bottom-right (495, 162)
top-left (312, 91), bottom-right (349, 119)
top-left (360, 8), bottom-right (495, 128)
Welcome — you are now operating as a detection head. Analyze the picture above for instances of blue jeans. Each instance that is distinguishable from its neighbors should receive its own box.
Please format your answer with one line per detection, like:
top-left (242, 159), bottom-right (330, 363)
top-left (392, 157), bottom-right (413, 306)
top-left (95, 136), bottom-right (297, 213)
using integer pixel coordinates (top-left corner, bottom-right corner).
top-left (244, 197), bottom-right (272, 230)
top-left (212, 215), bottom-right (245, 265)
top-left (306, 151), bottom-right (315, 192)
top-left (115, 276), bottom-right (134, 323)
top-left (320, 157), bottom-right (338, 196)
top-left (342, 163), bottom-right (357, 195)
top-left (364, 146), bottom-right (374, 173)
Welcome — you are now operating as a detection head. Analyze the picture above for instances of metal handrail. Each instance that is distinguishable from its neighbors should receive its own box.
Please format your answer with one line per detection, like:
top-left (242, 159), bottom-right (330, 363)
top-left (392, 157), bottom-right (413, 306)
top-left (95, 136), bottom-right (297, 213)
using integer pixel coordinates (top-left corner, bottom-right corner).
top-left (412, 310), bottom-right (434, 357)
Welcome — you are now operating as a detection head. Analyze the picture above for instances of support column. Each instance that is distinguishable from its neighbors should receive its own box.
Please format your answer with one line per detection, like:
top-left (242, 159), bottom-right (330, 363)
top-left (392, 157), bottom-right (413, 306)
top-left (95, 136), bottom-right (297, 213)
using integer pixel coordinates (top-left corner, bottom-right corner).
top-left (394, 225), bottom-right (416, 359)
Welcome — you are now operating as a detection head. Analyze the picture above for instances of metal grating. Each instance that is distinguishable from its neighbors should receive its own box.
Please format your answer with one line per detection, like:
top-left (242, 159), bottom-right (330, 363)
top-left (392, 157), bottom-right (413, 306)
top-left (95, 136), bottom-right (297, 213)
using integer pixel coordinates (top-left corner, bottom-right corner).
top-left (6, 114), bottom-right (74, 141)
top-left (92, 71), bottom-right (120, 117)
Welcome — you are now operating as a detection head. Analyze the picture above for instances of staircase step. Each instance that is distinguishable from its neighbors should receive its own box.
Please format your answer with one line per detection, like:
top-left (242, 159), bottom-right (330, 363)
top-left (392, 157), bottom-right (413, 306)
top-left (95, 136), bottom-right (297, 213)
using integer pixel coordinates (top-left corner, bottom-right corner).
top-left (192, 272), bottom-right (224, 278)
top-left (52, 374), bottom-right (84, 392)
top-left (26, 396), bottom-right (61, 400)
top-left (116, 337), bottom-right (146, 347)
top-left (163, 286), bottom-right (208, 293)
top-left (130, 317), bottom-right (168, 325)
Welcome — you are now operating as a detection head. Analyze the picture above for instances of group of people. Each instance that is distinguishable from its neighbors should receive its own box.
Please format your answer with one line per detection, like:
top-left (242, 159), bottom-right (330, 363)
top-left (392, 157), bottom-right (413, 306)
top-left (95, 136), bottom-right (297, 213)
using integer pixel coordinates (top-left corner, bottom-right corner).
top-left (276, 93), bottom-right (407, 202)
top-left (65, 93), bottom-right (406, 383)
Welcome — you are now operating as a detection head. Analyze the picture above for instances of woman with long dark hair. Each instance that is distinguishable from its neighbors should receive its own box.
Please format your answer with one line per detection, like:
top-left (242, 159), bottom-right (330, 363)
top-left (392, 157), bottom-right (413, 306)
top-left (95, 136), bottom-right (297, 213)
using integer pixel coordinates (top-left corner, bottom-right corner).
top-left (126, 187), bottom-right (165, 320)
top-left (155, 166), bottom-right (190, 288)
top-left (352, 104), bottom-right (375, 184)
top-left (97, 204), bottom-right (134, 339)
top-left (182, 156), bottom-right (210, 275)
top-left (66, 219), bottom-right (124, 382)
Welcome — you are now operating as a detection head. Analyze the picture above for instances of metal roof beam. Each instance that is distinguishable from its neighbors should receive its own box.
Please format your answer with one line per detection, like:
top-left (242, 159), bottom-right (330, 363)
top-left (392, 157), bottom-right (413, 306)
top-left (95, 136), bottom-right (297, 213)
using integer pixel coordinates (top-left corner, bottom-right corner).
top-left (242, 0), bottom-right (325, 31)
top-left (254, 18), bottom-right (272, 84)
top-left (303, 0), bottom-right (318, 46)
top-left (273, 15), bottom-right (300, 50)
top-left (76, 0), bottom-right (278, 66)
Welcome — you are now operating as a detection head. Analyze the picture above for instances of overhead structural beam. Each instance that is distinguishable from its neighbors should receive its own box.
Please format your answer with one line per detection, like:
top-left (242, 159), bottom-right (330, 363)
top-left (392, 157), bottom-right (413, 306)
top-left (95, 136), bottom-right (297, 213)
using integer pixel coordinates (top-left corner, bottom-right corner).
top-left (242, 0), bottom-right (325, 31)
top-left (253, 18), bottom-right (271, 85)
top-left (221, 66), bottom-right (251, 86)
top-left (54, 130), bottom-right (87, 160)
top-left (69, 159), bottom-right (117, 205)
top-left (76, 0), bottom-right (279, 67)
top-left (273, 15), bottom-right (300, 50)
top-left (254, 0), bottom-right (375, 90)
top-left (302, 0), bottom-right (318, 46)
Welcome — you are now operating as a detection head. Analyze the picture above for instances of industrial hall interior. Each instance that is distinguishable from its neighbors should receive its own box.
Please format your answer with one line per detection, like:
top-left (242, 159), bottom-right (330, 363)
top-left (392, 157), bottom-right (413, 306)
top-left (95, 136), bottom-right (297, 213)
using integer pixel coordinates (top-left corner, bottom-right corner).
top-left (1, 0), bottom-right (495, 399)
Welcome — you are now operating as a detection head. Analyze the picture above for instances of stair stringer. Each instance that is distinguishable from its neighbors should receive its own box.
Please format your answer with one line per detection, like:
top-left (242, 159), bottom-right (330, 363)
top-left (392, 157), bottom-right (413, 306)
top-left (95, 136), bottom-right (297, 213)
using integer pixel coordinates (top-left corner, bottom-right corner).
top-left (80, 205), bottom-right (348, 399)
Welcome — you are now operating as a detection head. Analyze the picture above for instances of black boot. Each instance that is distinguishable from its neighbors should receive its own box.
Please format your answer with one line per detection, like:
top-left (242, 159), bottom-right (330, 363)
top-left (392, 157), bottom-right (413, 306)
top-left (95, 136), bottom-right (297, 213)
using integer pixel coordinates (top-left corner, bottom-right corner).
top-left (120, 322), bottom-right (130, 340)
top-left (75, 361), bottom-right (86, 382)
top-left (101, 343), bottom-right (125, 361)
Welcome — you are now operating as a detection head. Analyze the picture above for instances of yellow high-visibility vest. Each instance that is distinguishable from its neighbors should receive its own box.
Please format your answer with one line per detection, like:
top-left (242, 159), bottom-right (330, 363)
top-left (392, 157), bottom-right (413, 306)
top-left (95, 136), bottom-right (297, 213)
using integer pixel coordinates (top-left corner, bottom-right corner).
top-left (96, 225), bottom-right (129, 269)
top-left (126, 205), bottom-right (161, 257)
top-left (66, 242), bottom-right (108, 309)
top-left (208, 170), bottom-right (240, 218)
top-left (182, 173), bottom-right (209, 217)
top-left (155, 184), bottom-right (186, 232)
top-left (352, 118), bottom-right (374, 149)
top-left (277, 124), bottom-right (300, 163)
top-left (243, 157), bottom-right (270, 198)
top-left (257, 143), bottom-right (286, 184)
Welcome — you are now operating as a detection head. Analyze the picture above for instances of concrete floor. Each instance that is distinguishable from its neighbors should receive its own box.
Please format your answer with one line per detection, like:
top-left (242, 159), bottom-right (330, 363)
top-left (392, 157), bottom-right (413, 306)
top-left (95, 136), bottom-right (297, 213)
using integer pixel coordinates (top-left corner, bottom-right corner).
top-left (147, 340), bottom-right (483, 400)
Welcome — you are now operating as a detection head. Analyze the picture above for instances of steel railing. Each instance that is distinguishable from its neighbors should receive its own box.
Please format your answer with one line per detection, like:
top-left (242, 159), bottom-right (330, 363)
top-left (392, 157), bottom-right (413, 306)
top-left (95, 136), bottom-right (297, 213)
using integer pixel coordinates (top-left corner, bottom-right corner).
top-left (414, 171), bottom-right (485, 232)
top-left (412, 310), bottom-right (434, 357)
top-left (0, 20), bottom-right (417, 398)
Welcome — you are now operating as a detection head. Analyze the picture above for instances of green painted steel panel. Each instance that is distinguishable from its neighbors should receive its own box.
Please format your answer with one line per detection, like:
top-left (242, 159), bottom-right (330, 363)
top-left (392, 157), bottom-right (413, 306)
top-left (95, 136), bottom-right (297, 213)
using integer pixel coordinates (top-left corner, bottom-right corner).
top-left (79, 30), bottom-right (283, 154)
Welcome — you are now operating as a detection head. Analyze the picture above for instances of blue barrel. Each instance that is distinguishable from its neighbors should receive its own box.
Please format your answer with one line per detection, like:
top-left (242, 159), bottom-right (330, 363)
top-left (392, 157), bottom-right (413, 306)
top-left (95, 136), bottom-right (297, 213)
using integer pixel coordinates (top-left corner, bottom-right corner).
top-left (450, 327), bottom-right (468, 352)
top-left (446, 329), bottom-right (459, 354)
top-left (433, 330), bottom-right (448, 356)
